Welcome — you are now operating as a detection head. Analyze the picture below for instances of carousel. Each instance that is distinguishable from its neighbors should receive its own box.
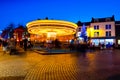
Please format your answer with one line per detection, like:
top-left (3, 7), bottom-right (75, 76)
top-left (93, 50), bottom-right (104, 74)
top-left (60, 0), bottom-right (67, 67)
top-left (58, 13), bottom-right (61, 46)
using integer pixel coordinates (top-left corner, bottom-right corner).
top-left (26, 20), bottom-right (78, 42)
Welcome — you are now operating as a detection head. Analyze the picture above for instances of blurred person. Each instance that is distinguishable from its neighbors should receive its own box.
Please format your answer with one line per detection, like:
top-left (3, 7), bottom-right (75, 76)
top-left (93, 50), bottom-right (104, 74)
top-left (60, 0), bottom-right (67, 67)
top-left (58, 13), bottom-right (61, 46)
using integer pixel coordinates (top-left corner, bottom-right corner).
top-left (0, 39), bottom-right (2, 47)
top-left (23, 37), bottom-right (28, 51)
top-left (69, 39), bottom-right (74, 50)
top-left (8, 38), bottom-right (16, 55)
top-left (2, 39), bottom-right (8, 55)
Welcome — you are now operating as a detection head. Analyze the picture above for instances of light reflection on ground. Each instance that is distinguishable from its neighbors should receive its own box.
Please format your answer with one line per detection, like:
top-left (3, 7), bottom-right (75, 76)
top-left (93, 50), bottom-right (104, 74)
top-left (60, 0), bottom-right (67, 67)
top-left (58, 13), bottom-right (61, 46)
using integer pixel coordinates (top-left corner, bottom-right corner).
top-left (0, 49), bottom-right (120, 80)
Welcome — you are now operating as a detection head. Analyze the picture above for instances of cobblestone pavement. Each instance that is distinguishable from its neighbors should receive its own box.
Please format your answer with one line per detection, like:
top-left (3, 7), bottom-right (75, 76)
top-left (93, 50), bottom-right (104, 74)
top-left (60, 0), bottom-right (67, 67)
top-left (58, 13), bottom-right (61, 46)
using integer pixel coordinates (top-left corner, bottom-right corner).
top-left (0, 48), bottom-right (120, 80)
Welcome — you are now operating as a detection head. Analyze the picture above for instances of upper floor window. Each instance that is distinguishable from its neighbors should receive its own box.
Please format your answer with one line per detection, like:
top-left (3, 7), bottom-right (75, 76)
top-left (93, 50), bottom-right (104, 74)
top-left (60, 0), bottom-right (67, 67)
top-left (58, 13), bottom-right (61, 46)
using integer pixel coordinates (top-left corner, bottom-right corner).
top-left (94, 25), bottom-right (99, 30)
top-left (94, 19), bottom-right (99, 22)
top-left (105, 24), bottom-right (111, 29)
top-left (105, 18), bottom-right (111, 22)
top-left (106, 31), bottom-right (111, 37)
top-left (94, 32), bottom-right (99, 37)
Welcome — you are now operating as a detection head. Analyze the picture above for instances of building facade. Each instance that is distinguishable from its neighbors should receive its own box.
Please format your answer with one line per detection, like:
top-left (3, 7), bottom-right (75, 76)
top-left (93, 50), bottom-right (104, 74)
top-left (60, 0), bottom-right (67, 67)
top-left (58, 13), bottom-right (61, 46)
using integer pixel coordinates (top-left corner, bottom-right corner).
top-left (90, 15), bottom-right (115, 46)
top-left (115, 21), bottom-right (120, 45)
top-left (77, 15), bottom-right (119, 46)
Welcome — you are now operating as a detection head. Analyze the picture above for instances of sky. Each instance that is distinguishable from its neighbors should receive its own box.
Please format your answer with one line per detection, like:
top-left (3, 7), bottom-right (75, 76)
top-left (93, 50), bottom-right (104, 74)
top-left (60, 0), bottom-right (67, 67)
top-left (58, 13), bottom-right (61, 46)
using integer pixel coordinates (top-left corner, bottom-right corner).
top-left (0, 0), bottom-right (120, 30)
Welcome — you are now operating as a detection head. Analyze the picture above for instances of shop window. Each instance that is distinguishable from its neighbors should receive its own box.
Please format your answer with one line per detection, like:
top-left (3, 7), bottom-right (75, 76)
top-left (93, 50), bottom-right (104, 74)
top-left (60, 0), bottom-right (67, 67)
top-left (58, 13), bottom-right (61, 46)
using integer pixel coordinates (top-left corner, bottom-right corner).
top-left (118, 40), bottom-right (120, 45)
top-left (105, 39), bottom-right (114, 45)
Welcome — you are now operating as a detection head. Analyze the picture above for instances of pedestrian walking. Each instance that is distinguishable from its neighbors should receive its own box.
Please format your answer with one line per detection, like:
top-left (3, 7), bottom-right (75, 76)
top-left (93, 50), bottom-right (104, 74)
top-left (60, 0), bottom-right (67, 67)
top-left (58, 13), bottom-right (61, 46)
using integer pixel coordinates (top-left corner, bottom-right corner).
top-left (8, 38), bottom-right (16, 55)
top-left (2, 39), bottom-right (8, 55)
top-left (23, 37), bottom-right (28, 51)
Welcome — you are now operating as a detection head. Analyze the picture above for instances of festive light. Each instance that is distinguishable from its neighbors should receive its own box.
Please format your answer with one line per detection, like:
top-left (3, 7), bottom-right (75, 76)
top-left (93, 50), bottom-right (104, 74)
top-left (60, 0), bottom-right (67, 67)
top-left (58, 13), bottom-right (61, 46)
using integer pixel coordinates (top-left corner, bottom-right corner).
top-left (26, 20), bottom-right (77, 36)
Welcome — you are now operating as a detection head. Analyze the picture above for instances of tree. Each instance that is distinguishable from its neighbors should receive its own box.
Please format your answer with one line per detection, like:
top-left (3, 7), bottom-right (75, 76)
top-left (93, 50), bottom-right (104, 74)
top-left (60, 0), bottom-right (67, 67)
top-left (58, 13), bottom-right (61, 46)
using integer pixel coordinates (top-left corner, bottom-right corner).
top-left (77, 21), bottom-right (81, 26)
top-left (7, 23), bottom-right (15, 38)
top-left (1, 23), bottom-right (15, 39)
top-left (16, 24), bottom-right (29, 37)
top-left (1, 29), bottom-right (9, 39)
top-left (80, 24), bottom-right (88, 42)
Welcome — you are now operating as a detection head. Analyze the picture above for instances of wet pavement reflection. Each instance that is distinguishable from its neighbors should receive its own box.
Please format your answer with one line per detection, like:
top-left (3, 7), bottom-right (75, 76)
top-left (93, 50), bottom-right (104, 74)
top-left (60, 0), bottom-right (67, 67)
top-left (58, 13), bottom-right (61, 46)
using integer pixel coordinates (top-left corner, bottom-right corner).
top-left (25, 50), bottom-right (120, 80)
top-left (1, 49), bottom-right (120, 80)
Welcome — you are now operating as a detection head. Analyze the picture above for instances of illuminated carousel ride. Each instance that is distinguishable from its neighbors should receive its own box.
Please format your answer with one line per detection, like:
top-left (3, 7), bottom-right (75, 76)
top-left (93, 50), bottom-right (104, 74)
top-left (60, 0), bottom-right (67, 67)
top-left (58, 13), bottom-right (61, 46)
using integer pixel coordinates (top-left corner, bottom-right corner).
top-left (26, 20), bottom-right (78, 42)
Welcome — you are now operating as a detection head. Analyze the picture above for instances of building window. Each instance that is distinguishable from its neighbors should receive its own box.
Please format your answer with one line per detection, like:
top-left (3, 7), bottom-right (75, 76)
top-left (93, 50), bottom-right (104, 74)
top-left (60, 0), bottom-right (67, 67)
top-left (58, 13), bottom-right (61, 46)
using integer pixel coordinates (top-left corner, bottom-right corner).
top-left (94, 19), bottom-right (99, 22)
top-left (94, 32), bottom-right (99, 37)
top-left (109, 25), bottom-right (111, 29)
top-left (106, 18), bottom-right (111, 22)
top-left (94, 25), bottom-right (99, 30)
top-left (118, 40), bottom-right (120, 45)
top-left (106, 31), bottom-right (111, 37)
top-left (105, 24), bottom-right (111, 29)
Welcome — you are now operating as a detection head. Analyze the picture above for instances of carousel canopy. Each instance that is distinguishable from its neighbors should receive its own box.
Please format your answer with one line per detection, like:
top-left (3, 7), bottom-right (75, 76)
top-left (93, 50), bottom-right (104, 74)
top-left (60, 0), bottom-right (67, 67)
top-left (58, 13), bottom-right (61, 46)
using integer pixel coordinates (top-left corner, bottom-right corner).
top-left (26, 20), bottom-right (77, 36)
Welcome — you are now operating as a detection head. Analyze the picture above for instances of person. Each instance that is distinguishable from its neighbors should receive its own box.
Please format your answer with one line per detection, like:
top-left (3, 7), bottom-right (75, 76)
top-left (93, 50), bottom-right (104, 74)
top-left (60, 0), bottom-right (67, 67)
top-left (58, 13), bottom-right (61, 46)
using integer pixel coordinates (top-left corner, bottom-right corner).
top-left (112, 43), bottom-right (116, 49)
top-left (2, 39), bottom-right (8, 55)
top-left (0, 39), bottom-right (2, 47)
top-left (54, 39), bottom-right (61, 48)
top-left (23, 37), bottom-right (28, 51)
top-left (8, 38), bottom-right (16, 55)
top-left (69, 39), bottom-right (74, 50)
top-left (19, 40), bottom-right (23, 48)
top-left (27, 41), bottom-right (33, 49)
top-left (101, 43), bottom-right (105, 50)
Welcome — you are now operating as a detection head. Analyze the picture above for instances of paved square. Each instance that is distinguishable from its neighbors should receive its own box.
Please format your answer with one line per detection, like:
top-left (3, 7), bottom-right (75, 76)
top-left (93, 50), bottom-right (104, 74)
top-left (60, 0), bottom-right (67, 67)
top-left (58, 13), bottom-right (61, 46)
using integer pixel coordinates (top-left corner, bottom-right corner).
top-left (0, 49), bottom-right (120, 80)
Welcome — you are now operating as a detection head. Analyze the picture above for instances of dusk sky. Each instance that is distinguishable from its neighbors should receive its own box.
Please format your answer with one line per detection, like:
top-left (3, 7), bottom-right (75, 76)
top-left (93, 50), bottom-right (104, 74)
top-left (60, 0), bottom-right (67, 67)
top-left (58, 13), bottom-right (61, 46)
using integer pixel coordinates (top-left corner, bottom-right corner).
top-left (0, 0), bottom-right (120, 30)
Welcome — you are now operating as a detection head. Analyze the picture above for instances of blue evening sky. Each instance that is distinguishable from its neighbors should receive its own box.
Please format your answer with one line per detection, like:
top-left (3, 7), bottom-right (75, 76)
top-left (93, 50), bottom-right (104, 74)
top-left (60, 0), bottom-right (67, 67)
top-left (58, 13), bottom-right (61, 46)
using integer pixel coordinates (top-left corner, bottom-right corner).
top-left (0, 0), bottom-right (120, 30)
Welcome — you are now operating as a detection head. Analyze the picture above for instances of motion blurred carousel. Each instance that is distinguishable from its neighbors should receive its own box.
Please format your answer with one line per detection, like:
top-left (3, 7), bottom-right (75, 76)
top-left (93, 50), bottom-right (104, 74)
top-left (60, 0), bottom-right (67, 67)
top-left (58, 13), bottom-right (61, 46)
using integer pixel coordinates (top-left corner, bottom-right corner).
top-left (26, 20), bottom-right (77, 42)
